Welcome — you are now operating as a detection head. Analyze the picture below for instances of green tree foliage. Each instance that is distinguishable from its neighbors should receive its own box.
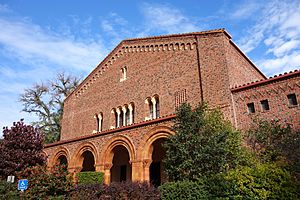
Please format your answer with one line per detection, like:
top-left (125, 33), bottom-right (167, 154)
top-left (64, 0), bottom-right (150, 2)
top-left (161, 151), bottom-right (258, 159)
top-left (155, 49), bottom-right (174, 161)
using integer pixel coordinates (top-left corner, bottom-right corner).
top-left (247, 119), bottom-right (300, 178)
top-left (20, 73), bottom-right (80, 143)
top-left (164, 103), bottom-right (246, 181)
top-left (0, 119), bottom-right (46, 179)
top-left (17, 164), bottom-right (73, 199)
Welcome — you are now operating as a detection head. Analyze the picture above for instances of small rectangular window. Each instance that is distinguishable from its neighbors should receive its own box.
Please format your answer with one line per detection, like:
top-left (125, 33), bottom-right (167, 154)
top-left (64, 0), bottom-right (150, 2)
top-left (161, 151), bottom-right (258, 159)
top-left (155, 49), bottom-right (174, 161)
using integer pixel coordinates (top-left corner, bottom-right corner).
top-left (260, 99), bottom-right (270, 111)
top-left (287, 94), bottom-right (298, 106)
top-left (247, 103), bottom-right (255, 113)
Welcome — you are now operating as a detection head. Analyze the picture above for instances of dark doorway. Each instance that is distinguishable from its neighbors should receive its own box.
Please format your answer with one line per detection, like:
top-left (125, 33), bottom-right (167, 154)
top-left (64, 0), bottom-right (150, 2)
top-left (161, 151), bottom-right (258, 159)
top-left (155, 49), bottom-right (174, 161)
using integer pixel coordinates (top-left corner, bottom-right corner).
top-left (57, 155), bottom-right (68, 170)
top-left (150, 162), bottom-right (161, 186)
top-left (150, 138), bottom-right (166, 186)
top-left (110, 146), bottom-right (132, 182)
top-left (81, 151), bottom-right (95, 172)
top-left (120, 165), bottom-right (127, 182)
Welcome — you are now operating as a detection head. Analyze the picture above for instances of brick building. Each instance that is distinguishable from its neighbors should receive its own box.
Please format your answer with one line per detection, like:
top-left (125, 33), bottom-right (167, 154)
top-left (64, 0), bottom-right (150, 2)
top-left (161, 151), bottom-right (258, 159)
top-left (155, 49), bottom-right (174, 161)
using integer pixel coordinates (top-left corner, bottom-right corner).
top-left (44, 29), bottom-right (300, 185)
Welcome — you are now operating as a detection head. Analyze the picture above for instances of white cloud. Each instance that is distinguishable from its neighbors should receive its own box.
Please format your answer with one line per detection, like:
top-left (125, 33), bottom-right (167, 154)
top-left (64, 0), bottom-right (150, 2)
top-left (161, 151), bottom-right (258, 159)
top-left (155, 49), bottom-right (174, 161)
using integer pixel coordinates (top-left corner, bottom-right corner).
top-left (231, 1), bottom-right (260, 19)
top-left (141, 3), bottom-right (200, 34)
top-left (268, 40), bottom-right (300, 57)
top-left (257, 52), bottom-right (300, 75)
top-left (236, 0), bottom-right (300, 75)
top-left (0, 11), bottom-right (109, 137)
top-left (0, 18), bottom-right (107, 72)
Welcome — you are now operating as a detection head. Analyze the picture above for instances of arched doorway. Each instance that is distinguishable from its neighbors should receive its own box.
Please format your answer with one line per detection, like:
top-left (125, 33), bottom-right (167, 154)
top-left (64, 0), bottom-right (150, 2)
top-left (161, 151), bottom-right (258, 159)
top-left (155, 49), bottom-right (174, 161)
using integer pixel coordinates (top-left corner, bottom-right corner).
top-left (81, 150), bottom-right (95, 172)
top-left (57, 155), bottom-right (68, 169)
top-left (150, 138), bottom-right (167, 186)
top-left (110, 145), bottom-right (132, 182)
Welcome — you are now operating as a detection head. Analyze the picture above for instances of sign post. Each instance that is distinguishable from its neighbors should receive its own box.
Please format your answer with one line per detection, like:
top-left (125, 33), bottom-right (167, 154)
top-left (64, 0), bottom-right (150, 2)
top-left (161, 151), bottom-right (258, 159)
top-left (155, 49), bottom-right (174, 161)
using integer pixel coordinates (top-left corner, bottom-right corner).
top-left (18, 179), bottom-right (28, 192)
top-left (7, 175), bottom-right (15, 183)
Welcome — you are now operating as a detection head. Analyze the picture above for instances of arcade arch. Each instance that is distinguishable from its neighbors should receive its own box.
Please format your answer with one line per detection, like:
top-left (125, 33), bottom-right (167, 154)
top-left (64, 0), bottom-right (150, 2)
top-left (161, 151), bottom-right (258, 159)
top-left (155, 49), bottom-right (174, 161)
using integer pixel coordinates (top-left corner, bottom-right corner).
top-left (100, 135), bottom-right (136, 184)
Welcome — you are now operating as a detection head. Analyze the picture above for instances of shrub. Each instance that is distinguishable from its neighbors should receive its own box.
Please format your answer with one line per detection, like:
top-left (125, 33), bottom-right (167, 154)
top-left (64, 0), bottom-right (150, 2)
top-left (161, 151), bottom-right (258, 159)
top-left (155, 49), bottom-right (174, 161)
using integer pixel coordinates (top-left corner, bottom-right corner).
top-left (17, 164), bottom-right (73, 199)
top-left (100, 181), bottom-right (160, 200)
top-left (223, 163), bottom-right (300, 199)
top-left (71, 184), bottom-right (102, 200)
top-left (76, 171), bottom-right (104, 185)
top-left (0, 180), bottom-right (20, 200)
top-left (159, 180), bottom-right (209, 200)
top-left (71, 181), bottom-right (160, 200)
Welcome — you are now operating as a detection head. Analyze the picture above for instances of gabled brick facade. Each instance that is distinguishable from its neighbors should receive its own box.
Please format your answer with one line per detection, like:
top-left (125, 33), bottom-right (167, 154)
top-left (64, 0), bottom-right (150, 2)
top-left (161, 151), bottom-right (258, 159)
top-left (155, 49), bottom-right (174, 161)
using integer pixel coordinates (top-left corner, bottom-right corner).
top-left (44, 29), bottom-right (300, 185)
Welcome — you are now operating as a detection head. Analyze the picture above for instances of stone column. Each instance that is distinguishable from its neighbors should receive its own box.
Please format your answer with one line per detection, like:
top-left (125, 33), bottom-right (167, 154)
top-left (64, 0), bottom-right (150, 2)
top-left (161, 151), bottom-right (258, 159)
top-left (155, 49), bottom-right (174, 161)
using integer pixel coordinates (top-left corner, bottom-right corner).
top-left (142, 159), bottom-right (152, 182)
top-left (122, 106), bottom-right (127, 126)
top-left (131, 160), bottom-right (143, 182)
top-left (116, 108), bottom-right (121, 128)
top-left (104, 163), bottom-right (113, 185)
top-left (128, 104), bottom-right (133, 125)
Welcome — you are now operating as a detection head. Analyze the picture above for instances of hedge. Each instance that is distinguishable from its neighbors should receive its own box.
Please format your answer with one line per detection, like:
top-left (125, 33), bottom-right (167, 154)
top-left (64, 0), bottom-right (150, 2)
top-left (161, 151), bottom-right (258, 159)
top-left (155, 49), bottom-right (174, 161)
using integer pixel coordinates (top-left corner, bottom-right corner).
top-left (76, 172), bottom-right (104, 185)
top-left (71, 181), bottom-right (160, 200)
top-left (159, 180), bottom-right (209, 200)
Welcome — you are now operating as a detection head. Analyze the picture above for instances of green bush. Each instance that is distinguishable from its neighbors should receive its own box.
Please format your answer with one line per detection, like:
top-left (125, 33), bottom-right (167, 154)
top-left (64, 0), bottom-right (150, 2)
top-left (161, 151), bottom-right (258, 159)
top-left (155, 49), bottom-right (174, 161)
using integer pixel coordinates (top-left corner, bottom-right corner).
top-left (159, 180), bottom-right (209, 200)
top-left (76, 171), bottom-right (104, 185)
top-left (17, 164), bottom-right (73, 199)
top-left (0, 180), bottom-right (20, 200)
top-left (223, 163), bottom-right (300, 199)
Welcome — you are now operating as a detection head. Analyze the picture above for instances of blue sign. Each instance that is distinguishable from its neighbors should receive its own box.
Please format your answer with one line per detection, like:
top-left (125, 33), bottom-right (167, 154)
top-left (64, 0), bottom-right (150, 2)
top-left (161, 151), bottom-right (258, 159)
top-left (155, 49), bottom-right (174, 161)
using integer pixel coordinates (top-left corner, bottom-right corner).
top-left (18, 179), bottom-right (28, 191)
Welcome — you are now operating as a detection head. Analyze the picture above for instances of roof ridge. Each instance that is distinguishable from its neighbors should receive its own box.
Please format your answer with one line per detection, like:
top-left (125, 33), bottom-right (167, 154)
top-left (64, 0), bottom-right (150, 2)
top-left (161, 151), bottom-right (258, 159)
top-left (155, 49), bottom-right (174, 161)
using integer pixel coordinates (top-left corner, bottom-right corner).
top-left (124, 28), bottom-right (230, 42)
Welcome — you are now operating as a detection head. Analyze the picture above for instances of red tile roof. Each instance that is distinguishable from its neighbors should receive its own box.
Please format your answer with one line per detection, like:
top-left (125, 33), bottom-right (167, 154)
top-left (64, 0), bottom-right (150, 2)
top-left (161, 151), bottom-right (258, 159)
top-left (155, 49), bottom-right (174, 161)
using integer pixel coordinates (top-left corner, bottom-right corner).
top-left (231, 69), bottom-right (300, 92)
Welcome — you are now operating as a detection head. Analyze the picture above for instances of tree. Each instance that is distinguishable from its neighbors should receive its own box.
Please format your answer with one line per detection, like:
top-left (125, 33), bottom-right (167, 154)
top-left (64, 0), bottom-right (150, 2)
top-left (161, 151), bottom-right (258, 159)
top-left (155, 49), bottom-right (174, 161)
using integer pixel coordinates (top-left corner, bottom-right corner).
top-left (164, 103), bottom-right (246, 181)
top-left (0, 119), bottom-right (46, 179)
top-left (247, 119), bottom-right (300, 179)
top-left (20, 73), bottom-right (80, 143)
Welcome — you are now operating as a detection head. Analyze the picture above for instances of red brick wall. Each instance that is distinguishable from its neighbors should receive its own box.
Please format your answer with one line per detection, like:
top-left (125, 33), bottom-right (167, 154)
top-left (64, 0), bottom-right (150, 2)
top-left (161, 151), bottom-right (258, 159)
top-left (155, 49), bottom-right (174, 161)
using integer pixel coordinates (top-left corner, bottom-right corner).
top-left (225, 41), bottom-right (265, 88)
top-left (232, 74), bottom-right (300, 130)
top-left (61, 36), bottom-right (202, 140)
top-left (61, 31), bottom-right (269, 140)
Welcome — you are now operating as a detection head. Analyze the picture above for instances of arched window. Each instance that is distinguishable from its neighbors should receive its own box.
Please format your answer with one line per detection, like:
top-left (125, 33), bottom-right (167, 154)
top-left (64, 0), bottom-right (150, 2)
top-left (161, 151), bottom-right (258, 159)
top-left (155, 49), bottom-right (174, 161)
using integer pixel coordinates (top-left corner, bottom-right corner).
top-left (120, 67), bottom-right (127, 82)
top-left (151, 95), bottom-right (160, 119)
top-left (94, 112), bottom-right (103, 132)
top-left (110, 109), bottom-right (117, 129)
top-left (146, 97), bottom-right (154, 119)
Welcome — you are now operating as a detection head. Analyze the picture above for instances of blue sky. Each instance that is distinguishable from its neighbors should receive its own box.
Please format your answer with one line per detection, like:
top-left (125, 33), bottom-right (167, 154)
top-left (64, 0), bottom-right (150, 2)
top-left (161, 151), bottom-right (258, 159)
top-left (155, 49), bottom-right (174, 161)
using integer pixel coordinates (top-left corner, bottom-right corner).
top-left (0, 0), bottom-right (300, 135)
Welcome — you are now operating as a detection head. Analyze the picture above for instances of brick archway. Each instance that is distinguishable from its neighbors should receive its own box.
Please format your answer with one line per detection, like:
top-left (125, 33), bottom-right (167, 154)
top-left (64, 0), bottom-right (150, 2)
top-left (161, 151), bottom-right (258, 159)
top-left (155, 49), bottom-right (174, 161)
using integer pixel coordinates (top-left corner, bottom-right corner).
top-left (71, 142), bottom-right (99, 173)
top-left (100, 135), bottom-right (136, 184)
top-left (137, 126), bottom-right (174, 182)
top-left (48, 147), bottom-right (70, 169)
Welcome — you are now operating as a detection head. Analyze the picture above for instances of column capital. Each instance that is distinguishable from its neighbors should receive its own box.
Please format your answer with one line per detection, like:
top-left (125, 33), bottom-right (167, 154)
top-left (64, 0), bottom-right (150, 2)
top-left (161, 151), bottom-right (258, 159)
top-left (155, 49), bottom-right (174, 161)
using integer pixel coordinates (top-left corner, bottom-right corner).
top-left (104, 163), bottom-right (113, 170)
